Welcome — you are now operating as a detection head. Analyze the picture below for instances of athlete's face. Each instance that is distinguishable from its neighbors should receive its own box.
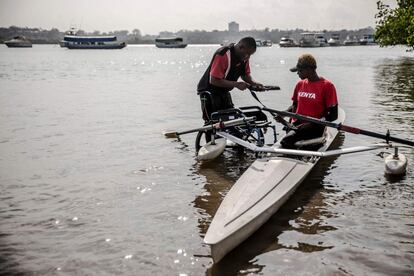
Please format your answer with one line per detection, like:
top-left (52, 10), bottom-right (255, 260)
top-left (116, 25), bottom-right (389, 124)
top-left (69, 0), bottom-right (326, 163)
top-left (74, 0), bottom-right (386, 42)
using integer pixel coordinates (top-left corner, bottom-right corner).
top-left (237, 46), bottom-right (256, 61)
top-left (297, 67), bottom-right (311, 80)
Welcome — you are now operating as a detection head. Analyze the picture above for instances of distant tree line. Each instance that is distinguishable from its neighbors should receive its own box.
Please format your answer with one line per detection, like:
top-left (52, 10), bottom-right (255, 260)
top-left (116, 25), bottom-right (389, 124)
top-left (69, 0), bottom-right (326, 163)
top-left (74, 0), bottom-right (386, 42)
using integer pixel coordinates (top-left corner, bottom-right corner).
top-left (170, 27), bottom-right (375, 44)
top-left (0, 25), bottom-right (376, 45)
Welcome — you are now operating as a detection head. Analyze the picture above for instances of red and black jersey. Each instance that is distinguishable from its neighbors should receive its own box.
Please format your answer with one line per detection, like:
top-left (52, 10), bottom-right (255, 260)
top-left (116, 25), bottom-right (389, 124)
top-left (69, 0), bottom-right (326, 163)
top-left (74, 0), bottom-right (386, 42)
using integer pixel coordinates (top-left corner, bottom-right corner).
top-left (197, 44), bottom-right (250, 95)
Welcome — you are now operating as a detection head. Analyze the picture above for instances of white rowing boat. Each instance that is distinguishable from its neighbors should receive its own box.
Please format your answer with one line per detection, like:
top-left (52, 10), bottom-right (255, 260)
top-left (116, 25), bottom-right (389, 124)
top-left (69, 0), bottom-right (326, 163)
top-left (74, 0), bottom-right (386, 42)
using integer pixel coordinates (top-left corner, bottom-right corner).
top-left (203, 108), bottom-right (346, 262)
top-left (164, 92), bottom-right (413, 263)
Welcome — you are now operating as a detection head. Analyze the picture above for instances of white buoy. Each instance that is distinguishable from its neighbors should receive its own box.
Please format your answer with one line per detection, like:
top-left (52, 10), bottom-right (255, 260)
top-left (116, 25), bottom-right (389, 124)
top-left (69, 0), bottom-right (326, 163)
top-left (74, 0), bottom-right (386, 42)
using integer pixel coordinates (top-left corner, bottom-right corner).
top-left (384, 147), bottom-right (407, 175)
top-left (197, 138), bottom-right (226, 161)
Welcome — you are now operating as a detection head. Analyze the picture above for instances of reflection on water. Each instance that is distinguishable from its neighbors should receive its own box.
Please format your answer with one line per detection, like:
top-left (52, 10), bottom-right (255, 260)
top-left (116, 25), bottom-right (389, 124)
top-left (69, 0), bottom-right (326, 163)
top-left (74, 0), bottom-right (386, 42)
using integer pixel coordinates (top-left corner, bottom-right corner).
top-left (373, 57), bottom-right (414, 133)
top-left (374, 57), bottom-right (414, 109)
top-left (193, 134), bottom-right (344, 275)
top-left (192, 151), bottom-right (256, 237)
top-left (373, 57), bottom-right (414, 179)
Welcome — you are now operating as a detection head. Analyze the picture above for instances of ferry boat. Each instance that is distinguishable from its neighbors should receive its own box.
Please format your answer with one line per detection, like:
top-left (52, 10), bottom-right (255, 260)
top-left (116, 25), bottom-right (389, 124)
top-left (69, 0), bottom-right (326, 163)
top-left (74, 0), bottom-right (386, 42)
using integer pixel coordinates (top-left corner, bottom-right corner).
top-left (5, 36), bottom-right (32, 48)
top-left (61, 35), bottom-right (126, 49)
top-left (60, 29), bottom-right (126, 49)
top-left (155, 37), bottom-right (187, 48)
top-left (279, 37), bottom-right (297, 47)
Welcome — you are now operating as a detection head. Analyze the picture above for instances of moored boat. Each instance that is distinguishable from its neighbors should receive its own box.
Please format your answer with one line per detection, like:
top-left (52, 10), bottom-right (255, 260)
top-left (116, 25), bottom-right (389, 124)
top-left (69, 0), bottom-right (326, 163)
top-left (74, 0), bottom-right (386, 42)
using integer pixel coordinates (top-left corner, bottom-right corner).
top-left (359, 34), bottom-right (376, 45)
top-left (328, 34), bottom-right (341, 46)
top-left (343, 35), bottom-right (359, 46)
top-left (255, 39), bottom-right (273, 47)
top-left (299, 32), bottom-right (320, 47)
top-left (4, 36), bottom-right (32, 48)
top-left (61, 35), bottom-right (126, 49)
top-left (204, 108), bottom-right (346, 262)
top-left (262, 40), bottom-right (273, 47)
top-left (155, 37), bottom-right (187, 48)
top-left (315, 33), bottom-right (328, 47)
top-left (279, 37), bottom-right (297, 47)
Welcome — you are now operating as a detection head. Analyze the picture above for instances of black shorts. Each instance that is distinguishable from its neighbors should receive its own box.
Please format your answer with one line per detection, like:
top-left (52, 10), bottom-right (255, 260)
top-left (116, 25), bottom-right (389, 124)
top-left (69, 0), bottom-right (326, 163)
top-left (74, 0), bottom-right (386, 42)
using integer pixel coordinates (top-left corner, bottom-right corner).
top-left (280, 122), bottom-right (325, 149)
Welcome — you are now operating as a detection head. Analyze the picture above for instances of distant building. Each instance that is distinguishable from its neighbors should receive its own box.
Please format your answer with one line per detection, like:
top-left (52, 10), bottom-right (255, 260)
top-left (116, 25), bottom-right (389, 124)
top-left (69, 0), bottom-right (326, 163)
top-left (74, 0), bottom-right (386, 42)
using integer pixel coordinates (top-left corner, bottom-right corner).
top-left (228, 21), bottom-right (239, 32)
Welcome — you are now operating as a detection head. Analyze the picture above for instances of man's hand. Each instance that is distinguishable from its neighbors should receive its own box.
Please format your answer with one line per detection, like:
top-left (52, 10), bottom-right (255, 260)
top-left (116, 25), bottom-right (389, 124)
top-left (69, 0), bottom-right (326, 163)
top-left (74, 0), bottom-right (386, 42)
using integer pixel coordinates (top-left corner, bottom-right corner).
top-left (275, 115), bottom-right (287, 123)
top-left (234, 82), bottom-right (250, 91)
top-left (253, 82), bottom-right (264, 88)
top-left (250, 82), bottom-right (265, 91)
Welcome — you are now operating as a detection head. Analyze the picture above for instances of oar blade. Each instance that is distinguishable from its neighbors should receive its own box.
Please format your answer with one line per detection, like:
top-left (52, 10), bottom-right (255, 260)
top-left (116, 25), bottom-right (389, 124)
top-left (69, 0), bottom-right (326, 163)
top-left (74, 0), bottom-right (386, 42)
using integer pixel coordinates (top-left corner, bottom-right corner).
top-left (163, 131), bottom-right (179, 138)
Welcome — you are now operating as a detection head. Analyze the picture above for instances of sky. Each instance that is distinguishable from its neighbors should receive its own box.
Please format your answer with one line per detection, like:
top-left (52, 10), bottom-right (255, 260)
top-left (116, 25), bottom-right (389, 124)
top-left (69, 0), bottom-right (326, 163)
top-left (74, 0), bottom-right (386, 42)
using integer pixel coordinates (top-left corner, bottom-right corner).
top-left (0, 0), bottom-right (397, 35)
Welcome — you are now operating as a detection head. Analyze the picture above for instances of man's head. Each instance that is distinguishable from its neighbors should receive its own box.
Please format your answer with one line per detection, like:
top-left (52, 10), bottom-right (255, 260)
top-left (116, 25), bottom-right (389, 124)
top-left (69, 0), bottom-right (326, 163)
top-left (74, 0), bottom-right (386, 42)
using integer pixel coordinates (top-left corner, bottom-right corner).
top-left (235, 37), bottom-right (257, 61)
top-left (290, 54), bottom-right (317, 80)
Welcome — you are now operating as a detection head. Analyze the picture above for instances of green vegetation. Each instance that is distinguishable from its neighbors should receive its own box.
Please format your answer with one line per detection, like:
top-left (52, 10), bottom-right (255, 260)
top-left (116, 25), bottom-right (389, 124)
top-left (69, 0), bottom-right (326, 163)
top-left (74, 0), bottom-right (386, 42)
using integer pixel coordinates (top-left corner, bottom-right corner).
top-left (375, 0), bottom-right (414, 48)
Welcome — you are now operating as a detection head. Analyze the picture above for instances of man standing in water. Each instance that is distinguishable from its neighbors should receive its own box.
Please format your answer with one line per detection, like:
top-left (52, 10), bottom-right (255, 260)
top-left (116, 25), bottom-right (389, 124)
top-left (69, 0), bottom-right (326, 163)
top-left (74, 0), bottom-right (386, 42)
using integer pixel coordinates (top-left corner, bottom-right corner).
top-left (197, 37), bottom-right (263, 123)
top-left (280, 54), bottom-right (338, 149)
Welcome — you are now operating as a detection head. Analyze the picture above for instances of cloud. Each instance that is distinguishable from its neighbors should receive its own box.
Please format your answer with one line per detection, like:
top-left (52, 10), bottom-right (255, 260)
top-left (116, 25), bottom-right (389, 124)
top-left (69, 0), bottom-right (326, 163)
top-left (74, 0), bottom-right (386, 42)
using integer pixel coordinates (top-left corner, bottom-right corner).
top-left (0, 0), bottom-right (394, 34)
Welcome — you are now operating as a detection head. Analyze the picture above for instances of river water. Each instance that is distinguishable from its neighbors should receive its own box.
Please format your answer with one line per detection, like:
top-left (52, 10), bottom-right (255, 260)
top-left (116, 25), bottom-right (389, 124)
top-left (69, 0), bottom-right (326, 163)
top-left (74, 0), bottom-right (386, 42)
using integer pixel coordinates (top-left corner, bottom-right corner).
top-left (0, 44), bottom-right (413, 275)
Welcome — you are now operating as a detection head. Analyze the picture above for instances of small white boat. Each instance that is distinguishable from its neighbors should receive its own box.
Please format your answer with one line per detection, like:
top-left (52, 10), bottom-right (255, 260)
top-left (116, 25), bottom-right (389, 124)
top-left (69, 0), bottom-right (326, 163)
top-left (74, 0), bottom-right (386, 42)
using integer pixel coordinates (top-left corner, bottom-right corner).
top-left (298, 32), bottom-right (320, 47)
top-left (279, 37), bottom-right (297, 47)
top-left (5, 36), bottom-right (32, 48)
top-left (328, 34), bottom-right (341, 46)
top-left (344, 35), bottom-right (359, 46)
top-left (155, 37), bottom-right (187, 48)
top-left (262, 40), bottom-right (273, 47)
top-left (204, 109), bottom-right (346, 262)
top-left (359, 34), bottom-right (376, 45)
top-left (255, 39), bottom-right (272, 47)
top-left (315, 33), bottom-right (328, 47)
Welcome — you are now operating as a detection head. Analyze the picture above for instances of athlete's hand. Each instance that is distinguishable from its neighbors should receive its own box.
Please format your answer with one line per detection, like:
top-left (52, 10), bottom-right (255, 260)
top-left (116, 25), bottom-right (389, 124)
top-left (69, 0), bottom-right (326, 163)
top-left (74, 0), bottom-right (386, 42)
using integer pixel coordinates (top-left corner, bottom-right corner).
top-left (234, 82), bottom-right (249, 91)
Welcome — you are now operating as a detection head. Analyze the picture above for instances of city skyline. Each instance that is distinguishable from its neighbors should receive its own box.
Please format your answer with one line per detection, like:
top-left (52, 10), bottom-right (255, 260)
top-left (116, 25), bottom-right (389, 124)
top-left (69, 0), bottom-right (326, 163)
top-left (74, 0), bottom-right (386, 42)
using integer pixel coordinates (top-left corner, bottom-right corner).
top-left (0, 0), bottom-right (397, 35)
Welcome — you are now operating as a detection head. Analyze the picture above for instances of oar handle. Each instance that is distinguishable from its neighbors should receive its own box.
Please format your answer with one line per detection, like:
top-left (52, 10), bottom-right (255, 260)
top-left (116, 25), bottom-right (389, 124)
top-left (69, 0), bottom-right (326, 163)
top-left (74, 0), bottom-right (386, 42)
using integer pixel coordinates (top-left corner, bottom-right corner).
top-left (250, 85), bottom-right (281, 92)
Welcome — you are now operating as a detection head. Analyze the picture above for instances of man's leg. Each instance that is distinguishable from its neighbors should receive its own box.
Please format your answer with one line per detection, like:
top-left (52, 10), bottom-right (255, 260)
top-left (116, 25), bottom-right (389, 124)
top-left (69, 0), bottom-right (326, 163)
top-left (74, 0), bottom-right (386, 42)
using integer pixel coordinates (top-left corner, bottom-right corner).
top-left (280, 123), bottom-right (325, 149)
top-left (200, 93), bottom-right (213, 124)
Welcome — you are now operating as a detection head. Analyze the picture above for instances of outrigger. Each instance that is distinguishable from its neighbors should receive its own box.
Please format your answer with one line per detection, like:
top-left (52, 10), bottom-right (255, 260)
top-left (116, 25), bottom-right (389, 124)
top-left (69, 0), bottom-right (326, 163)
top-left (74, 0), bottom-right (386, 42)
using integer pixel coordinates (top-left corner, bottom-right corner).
top-left (164, 87), bottom-right (413, 263)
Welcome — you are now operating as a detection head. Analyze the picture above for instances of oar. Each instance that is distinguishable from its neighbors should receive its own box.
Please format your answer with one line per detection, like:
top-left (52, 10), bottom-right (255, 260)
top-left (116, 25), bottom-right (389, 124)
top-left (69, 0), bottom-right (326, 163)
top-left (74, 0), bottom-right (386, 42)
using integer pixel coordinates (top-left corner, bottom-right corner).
top-left (262, 107), bottom-right (414, 147)
top-left (249, 89), bottom-right (298, 130)
top-left (163, 116), bottom-right (256, 138)
top-left (250, 85), bottom-right (281, 91)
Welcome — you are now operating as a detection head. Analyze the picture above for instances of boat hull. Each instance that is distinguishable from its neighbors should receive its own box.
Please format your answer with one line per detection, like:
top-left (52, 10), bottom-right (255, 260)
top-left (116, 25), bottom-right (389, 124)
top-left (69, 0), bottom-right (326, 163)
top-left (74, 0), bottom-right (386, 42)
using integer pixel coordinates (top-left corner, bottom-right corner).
top-left (66, 43), bottom-right (126, 49)
top-left (204, 108), bottom-right (345, 262)
top-left (5, 42), bottom-right (32, 48)
top-left (155, 44), bottom-right (187, 48)
top-left (206, 158), bottom-right (314, 262)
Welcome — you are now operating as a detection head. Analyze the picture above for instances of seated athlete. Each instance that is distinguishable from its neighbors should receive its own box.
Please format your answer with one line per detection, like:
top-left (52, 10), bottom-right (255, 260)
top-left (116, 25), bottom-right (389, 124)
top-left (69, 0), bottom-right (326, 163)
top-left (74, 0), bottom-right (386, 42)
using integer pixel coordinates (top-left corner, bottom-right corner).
top-left (197, 37), bottom-right (263, 123)
top-left (280, 54), bottom-right (338, 149)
